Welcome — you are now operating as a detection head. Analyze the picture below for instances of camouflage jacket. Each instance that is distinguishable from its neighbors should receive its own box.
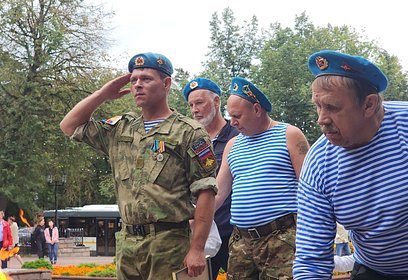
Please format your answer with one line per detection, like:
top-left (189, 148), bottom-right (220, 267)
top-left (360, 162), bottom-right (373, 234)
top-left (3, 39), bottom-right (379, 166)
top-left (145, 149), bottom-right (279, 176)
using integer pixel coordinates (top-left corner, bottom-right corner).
top-left (71, 110), bottom-right (217, 225)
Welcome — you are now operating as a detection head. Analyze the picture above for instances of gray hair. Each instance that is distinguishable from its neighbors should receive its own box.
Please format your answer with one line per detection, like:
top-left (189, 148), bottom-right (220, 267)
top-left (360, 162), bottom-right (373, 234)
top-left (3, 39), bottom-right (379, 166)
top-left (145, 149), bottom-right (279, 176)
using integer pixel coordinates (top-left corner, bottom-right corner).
top-left (312, 75), bottom-right (380, 106)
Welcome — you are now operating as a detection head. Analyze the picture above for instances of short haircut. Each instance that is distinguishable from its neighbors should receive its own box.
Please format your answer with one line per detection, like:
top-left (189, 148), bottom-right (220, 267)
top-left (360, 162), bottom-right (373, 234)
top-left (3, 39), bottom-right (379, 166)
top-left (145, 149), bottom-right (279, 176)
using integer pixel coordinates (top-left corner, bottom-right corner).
top-left (312, 75), bottom-right (378, 106)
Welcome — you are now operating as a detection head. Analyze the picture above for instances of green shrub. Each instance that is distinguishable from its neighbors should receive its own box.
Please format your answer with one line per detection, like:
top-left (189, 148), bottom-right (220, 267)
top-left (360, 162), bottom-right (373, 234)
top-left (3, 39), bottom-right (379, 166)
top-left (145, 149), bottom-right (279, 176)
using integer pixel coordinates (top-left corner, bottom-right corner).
top-left (21, 258), bottom-right (53, 270)
top-left (86, 267), bottom-right (116, 277)
top-left (77, 263), bottom-right (97, 268)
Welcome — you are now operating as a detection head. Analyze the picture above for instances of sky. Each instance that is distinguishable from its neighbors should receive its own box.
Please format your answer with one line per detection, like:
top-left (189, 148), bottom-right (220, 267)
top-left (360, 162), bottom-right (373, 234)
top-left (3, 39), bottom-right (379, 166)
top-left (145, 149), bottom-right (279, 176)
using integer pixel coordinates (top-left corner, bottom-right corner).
top-left (100, 0), bottom-right (408, 75)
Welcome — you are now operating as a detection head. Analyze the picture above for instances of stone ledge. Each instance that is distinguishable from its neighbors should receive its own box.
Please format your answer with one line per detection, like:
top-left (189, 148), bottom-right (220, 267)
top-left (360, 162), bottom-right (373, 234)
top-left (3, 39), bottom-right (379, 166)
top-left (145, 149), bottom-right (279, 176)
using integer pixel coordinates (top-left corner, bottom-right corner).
top-left (4, 269), bottom-right (52, 280)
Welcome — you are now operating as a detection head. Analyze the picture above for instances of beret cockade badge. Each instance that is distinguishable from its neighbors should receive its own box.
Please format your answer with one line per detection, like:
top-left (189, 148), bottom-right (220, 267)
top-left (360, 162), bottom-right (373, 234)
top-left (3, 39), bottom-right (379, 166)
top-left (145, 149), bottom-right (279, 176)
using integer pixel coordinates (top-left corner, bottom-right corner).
top-left (340, 63), bottom-right (352, 71)
top-left (242, 84), bottom-right (259, 102)
top-left (157, 58), bottom-right (165, 65)
top-left (135, 56), bottom-right (144, 66)
top-left (229, 76), bottom-right (272, 112)
top-left (315, 56), bottom-right (329, 70)
top-left (189, 81), bottom-right (198, 90)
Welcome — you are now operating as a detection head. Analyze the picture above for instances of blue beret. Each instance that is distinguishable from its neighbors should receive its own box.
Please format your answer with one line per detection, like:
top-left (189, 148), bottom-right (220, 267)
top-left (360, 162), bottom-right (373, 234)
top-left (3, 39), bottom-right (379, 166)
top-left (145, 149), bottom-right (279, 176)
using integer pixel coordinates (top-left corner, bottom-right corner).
top-left (128, 52), bottom-right (173, 76)
top-left (229, 77), bottom-right (272, 112)
top-left (308, 50), bottom-right (388, 92)
top-left (182, 78), bottom-right (221, 101)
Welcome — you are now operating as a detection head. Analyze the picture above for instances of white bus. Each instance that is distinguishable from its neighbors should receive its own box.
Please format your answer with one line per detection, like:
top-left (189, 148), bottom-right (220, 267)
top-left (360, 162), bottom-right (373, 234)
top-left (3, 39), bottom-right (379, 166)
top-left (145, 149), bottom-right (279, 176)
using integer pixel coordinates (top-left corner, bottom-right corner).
top-left (44, 204), bottom-right (121, 256)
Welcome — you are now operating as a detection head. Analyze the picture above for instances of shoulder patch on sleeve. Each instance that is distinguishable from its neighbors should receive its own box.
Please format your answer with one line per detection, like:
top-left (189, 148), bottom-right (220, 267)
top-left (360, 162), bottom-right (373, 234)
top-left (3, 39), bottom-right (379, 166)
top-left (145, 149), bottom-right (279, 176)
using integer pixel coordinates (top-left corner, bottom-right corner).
top-left (190, 137), bottom-right (217, 171)
top-left (101, 115), bottom-right (122, 125)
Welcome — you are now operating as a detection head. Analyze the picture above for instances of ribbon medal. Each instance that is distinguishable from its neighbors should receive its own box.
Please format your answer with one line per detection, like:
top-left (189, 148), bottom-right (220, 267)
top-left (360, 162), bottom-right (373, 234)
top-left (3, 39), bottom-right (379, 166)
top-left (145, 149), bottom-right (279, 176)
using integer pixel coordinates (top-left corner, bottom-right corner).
top-left (151, 139), bottom-right (165, 161)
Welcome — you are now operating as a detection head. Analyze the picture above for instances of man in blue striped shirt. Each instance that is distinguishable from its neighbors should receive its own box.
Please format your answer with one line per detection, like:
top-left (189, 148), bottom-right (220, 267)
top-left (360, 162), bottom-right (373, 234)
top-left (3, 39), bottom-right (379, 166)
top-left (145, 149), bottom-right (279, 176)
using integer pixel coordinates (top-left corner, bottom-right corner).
top-left (216, 77), bottom-right (309, 279)
top-left (294, 50), bottom-right (408, 280)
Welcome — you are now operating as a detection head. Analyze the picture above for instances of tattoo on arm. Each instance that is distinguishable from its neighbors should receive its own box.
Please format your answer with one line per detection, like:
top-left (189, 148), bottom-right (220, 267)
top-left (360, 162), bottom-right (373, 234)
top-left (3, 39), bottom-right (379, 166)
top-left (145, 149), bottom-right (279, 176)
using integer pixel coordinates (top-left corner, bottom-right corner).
top-left (297, 140), bottom-right (309, 155)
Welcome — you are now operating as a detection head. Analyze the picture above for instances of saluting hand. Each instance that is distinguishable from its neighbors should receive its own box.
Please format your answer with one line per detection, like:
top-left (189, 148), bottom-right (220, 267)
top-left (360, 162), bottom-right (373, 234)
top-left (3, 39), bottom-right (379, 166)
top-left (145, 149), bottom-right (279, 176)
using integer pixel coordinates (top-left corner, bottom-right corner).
top-left (97, 73), bottom-right (132, 101)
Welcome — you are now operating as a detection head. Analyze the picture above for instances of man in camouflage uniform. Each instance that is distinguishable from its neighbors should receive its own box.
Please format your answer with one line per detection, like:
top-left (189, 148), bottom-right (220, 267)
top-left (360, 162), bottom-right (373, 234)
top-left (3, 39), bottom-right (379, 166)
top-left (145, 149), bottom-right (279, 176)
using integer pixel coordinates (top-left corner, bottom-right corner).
top-left (60, 52), bottom-right (217, 280)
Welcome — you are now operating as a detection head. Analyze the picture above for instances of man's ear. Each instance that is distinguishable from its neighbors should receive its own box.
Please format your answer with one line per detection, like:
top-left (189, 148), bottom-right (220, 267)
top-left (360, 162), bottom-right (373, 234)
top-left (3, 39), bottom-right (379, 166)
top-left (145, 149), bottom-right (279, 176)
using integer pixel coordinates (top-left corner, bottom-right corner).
top-left (364, 94), bottom-right (380, 117)
top-left (253, 102), bottom-right (263, 116)
top-left (163, 76), bottom-right (172, 90)
top-left (214, 95), bottom-right (221, 109)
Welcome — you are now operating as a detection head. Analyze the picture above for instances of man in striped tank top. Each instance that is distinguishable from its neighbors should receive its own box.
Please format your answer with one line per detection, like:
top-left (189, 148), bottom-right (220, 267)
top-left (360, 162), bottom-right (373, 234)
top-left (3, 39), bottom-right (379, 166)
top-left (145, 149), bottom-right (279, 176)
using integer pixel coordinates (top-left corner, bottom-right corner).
top-left (293, 50), bottom-right (408, 280)
top-left (215, 77), bottom-right (310, 279)
top-left (60, 52), bottom-right (218, 279)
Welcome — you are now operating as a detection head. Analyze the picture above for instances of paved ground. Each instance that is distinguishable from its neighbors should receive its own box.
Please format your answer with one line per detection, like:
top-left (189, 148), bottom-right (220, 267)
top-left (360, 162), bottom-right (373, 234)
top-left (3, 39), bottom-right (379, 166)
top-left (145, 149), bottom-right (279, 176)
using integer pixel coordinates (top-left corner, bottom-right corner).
top-left (6, 254), bottom-right (115, 269)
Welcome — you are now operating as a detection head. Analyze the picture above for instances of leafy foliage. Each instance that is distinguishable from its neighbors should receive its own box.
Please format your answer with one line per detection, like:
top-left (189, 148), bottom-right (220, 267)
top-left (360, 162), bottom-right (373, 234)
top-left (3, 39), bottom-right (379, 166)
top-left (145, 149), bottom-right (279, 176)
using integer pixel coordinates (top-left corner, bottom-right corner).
top-left (86, 267), bottom-right (116, 277)
top-left (22, 258), bottom-right (53, 270)
top-left (78, 263), bottom-right (98, 268)
top-left (200, 7), bottom-right (264, 115)
top-left (0, 0), bottom-right (115, 216)
top-left (168, 68), bottom-right (191, 116)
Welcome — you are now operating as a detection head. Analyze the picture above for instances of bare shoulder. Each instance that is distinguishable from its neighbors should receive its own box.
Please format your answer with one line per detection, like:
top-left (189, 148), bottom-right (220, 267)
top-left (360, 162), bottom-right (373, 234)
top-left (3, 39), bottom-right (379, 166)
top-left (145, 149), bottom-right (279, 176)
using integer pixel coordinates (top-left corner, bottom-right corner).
top-left (225, 136), bottom-right (237, 152)
top-left (219, 136), bottom-right (237, 162)
top-left (286, 124), bottom-right (305, 137)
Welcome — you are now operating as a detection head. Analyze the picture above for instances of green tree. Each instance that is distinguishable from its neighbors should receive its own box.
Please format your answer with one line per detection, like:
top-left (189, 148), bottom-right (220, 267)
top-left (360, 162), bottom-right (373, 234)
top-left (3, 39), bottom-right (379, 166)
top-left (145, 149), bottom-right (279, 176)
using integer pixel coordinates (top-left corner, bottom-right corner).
top-left (0, 0), bottom-right (114, 214)
top-left (201, 7), bottom-right (263, 106)
top-left (169, 68), bottom-right (190, 116)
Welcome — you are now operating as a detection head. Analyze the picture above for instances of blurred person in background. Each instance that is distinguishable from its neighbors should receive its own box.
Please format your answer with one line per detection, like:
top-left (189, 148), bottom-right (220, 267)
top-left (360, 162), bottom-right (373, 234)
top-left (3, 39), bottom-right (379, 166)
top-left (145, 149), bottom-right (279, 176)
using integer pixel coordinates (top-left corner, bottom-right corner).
top-left (7, 216), bottom-right (23, 266)
top-left (44, 219), bottom-right (59, 264)
top-left (32, 217), bottom-right (46, 259)
top-left (335, 222), bottom-right (351, 256)
top-left (0, 210), bottom-right (12, 268)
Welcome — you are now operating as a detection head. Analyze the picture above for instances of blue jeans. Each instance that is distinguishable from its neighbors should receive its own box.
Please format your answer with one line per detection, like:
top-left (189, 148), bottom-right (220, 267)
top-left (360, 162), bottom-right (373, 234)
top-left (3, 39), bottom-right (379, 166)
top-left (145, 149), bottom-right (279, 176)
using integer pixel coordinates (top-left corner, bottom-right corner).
top-left (336, 242), bottom-right (351, 256)
top-left (47, 243), bottom-right (58, 263)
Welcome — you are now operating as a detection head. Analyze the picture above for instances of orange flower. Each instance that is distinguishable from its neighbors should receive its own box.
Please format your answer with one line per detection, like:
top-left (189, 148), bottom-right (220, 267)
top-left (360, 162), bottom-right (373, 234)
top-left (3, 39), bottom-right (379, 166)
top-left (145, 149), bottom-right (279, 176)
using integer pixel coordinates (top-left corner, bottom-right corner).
top-left (51, 264), bottom-right (116, 276)
top-left (216, 271), bottom-right (227, 280)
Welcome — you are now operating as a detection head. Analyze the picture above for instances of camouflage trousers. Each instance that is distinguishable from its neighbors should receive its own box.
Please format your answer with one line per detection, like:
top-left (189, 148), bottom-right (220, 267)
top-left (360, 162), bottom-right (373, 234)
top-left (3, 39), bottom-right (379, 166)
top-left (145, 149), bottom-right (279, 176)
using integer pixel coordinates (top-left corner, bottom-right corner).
top-left (227, 224), bottom-right (296, 280)
top-left (116, 226), bottom-right (190, 280)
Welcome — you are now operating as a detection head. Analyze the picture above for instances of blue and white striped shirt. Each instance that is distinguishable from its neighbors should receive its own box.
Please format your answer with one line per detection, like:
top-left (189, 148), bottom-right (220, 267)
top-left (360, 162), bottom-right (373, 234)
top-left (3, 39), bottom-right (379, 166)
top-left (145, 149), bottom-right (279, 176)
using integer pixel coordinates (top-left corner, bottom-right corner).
top-left (294, 102), bottom-right (408, 278)
top-left (144, 119), bottom-right (164, 133)
top-left (227, 122), bottom-right (298, 228)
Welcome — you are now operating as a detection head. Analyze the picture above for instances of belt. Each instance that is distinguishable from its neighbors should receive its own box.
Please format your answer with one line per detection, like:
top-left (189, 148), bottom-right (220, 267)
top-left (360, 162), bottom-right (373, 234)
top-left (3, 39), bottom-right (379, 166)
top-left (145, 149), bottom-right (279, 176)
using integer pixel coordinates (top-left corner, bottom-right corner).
top-left (125, 221), bottom-right (188, 237)
top-left (235, 213), bottom-right (296, 240)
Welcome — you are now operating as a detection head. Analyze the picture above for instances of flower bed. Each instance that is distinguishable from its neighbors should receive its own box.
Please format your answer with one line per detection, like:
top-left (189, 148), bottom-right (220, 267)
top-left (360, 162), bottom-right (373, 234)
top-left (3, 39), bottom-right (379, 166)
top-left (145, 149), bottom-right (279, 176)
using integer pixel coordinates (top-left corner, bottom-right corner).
top-left (22, 259), bottom-right (116, 278)
top-left (22, 256), bottom-right (351, 279)
top-left (52, 263), bottom-right (116, 277)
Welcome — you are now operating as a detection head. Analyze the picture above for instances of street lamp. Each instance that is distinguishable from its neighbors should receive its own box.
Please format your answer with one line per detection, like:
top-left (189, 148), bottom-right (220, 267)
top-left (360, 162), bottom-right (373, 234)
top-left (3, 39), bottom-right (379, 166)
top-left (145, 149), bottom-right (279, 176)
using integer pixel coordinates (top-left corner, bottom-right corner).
top-left (46, 174), bottom-right (67, 225)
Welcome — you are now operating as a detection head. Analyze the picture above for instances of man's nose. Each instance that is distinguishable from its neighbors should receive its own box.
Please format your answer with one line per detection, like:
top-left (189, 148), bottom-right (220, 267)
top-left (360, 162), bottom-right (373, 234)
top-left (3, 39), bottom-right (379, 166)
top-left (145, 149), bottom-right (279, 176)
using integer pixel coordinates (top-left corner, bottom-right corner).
top-left (317, 110), bottom-right (330, 126)
top-left (191, 105), bottom-right (199, 113)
